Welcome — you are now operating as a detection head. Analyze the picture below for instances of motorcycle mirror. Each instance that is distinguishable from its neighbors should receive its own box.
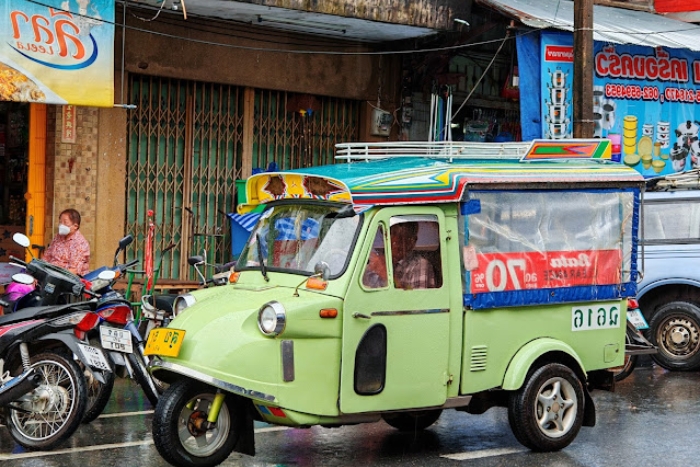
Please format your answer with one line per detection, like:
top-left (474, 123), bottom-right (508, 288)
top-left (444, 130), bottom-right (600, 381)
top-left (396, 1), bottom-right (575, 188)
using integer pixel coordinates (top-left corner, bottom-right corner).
top-left (12, 233), bottom-right (30, 248)
top-left (118, 235), bottom-right (134, 250)
top-left (98, 270), bottom-right (117, 281)
top-left (11, 272), bottom-right (35, 285)
top-left (188, 255), bottom-right (205, 266)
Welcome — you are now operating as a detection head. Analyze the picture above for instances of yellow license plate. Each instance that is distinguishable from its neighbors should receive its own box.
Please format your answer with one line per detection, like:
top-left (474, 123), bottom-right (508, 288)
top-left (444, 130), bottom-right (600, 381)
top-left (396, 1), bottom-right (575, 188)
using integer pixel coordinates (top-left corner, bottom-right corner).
top-left (145, 328), bottom-right (186, 357)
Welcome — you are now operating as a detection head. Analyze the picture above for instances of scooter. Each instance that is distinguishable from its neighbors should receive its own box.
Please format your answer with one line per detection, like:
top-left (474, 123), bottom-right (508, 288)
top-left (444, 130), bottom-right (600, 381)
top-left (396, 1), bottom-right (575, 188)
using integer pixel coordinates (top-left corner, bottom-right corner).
top-left (0, 300), bottom-right (111, 450)
top-left (72, 235), bottom-right (164, 416)
top-left (139, 254), bottom-right (232, 339)
top-left (610, 298), bottom-right (656, 382)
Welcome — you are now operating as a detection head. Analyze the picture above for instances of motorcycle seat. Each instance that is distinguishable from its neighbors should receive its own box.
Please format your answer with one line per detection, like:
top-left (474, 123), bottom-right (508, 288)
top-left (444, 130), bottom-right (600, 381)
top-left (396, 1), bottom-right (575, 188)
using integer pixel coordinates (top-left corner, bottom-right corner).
top-left (0, 301), bottom-right (94, 327)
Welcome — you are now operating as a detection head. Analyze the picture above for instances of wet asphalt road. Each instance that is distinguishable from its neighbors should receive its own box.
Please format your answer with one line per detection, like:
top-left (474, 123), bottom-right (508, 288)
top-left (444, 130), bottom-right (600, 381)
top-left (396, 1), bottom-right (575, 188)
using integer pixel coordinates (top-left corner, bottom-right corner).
top-left (1, 362), bottom-right (699, 467)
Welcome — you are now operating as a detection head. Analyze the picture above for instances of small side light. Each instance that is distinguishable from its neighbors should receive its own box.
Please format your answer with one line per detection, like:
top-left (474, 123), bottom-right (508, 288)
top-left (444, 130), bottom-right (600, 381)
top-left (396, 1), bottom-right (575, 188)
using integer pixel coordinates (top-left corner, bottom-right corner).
top-left (319, 308), bottom-right (338, 319)
top-left (306, 277), bottom-right (328, 290)
top-left (229, 272), bottom-right (240, 283)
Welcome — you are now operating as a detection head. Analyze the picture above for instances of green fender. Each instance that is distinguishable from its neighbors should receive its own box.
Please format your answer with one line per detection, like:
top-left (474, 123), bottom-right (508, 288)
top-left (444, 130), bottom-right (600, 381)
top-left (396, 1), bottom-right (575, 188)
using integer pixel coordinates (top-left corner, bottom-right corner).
top-left (501, 338), bottom-right (585, 390)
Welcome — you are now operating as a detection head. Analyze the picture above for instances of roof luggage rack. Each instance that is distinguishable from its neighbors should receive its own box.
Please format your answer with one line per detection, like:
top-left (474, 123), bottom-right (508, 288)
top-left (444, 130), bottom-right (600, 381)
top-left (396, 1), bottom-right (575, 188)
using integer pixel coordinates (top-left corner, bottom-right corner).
top-left (335, 141), bottom-right (532, 162)
top-left (646, 169), bottom-right (700, 191)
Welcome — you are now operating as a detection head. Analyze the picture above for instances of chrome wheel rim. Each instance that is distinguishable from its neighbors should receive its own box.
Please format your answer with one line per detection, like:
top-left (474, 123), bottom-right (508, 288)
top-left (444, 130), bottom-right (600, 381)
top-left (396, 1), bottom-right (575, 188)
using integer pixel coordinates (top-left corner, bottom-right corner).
top-left (534, 376), bottom-right (577, 439)
top-left (178, 393), bottom-right (230, 457)
top-left (11, 359), bottom-right (78, 441)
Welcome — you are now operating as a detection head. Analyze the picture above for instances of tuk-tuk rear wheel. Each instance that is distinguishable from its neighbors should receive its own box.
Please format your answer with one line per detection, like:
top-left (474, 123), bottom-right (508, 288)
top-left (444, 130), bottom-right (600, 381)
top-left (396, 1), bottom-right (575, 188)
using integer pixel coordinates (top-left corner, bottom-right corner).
top-left (153, 379), bottom-right (240, 467)
top-left (507, 363), bottom-right (584, 452)
top-left (382, 409), bottom-right (442, 432)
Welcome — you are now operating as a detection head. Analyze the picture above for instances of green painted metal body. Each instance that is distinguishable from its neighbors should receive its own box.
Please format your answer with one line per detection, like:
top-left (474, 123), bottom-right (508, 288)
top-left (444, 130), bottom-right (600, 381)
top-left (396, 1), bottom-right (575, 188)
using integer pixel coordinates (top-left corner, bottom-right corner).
top-left (152, 147), bottom-right (640, 427)
top-left (154, 204), bottom-right (627, 424)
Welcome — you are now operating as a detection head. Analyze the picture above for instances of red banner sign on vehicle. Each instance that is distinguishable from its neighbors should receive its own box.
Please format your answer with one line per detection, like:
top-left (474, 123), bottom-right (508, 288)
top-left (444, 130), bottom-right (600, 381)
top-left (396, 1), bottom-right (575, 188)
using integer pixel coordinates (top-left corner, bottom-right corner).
top-left (469, 249), bottom-right (622, 293)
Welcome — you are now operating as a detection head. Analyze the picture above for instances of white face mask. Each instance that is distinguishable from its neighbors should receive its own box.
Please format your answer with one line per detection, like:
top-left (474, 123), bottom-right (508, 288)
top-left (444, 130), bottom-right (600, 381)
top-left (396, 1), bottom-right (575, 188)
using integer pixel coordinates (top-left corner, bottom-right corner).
top-left (58, 224), bottom-right (71, 236)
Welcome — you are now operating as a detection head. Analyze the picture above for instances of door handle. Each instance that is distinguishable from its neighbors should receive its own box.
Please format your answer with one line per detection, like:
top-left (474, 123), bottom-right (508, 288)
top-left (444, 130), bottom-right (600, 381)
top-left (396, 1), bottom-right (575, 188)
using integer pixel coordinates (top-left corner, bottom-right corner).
top-left (352, 312), bottom-right (372, 320)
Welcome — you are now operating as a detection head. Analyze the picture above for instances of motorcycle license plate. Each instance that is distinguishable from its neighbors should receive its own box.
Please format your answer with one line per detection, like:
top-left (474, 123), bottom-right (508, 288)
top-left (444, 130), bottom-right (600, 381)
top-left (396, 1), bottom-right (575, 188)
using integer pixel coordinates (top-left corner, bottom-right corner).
top-left (627, 309), bottom-right (649, 330)
top-left (76, 344), bottom-right (112, 372)
top-left (99, 326), bottom-right (134, 354)
top-left (145, 328), bottom-right (185, 357)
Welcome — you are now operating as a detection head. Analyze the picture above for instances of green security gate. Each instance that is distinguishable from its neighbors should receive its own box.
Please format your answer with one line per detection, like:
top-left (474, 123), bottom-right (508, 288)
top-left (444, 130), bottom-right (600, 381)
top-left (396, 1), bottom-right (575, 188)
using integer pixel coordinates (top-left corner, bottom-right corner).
top-left (126, 75), bottom-right (360, 280)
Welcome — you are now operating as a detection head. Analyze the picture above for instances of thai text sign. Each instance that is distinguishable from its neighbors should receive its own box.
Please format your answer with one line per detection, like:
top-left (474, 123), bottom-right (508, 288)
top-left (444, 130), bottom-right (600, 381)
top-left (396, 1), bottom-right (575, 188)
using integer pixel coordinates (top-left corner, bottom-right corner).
top-left (469, 249), bottom-right (622, 294)
top-left (0, 0), bottom-right (114, 106)
top-left (541, 31), bottom-right (700, 178)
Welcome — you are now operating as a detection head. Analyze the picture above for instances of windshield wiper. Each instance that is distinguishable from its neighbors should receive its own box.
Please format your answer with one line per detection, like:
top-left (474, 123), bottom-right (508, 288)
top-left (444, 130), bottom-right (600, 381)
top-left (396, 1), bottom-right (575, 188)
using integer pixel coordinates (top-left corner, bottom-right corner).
top-left (256, 233), bottom-right (269, 282)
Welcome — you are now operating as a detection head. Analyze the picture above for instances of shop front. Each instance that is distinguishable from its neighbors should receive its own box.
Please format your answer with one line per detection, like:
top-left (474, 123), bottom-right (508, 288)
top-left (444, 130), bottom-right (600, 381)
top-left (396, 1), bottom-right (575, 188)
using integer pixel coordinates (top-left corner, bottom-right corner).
top-left (0, 0), bottom-right (114, 268)
top-left (480, 0), bottom-right (700, 179)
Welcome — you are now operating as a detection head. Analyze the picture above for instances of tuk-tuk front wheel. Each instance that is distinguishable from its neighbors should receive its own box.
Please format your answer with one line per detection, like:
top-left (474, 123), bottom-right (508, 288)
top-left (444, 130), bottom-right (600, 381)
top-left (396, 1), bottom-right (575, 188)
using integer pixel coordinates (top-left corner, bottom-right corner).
top-left (153, 379), bottom-right (240, 467)
top-left (507, 363), bottom-right (584, 452)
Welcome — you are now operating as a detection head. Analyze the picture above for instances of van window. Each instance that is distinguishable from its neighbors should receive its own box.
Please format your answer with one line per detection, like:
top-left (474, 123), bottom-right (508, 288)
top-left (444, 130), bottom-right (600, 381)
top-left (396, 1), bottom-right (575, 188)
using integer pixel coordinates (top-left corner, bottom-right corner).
top-left (237, 203), bottom-right (361, 276)
top-left (362, 226), bottom-right (388, 289)
top-left (643, 201), bottom-right (700, 242)
top-left (388, 216), bottom-right (442, 289)
top-left (463, 190), bottom-right (636, 307)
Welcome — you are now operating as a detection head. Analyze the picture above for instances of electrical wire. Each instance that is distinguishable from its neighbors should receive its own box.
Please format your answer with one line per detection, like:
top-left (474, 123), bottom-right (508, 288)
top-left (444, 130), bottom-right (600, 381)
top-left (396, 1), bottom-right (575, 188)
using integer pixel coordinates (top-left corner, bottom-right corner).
top-left (450, 34), bottom-right (509, 122)
top-left (22, 0), bottom-right (700, 57)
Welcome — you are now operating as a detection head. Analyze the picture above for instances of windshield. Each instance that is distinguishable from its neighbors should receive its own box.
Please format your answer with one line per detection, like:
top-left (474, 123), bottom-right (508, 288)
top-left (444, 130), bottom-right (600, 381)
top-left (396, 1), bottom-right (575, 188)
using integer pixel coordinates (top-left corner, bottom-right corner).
top-left (237, 203), bottom-right (361, 277)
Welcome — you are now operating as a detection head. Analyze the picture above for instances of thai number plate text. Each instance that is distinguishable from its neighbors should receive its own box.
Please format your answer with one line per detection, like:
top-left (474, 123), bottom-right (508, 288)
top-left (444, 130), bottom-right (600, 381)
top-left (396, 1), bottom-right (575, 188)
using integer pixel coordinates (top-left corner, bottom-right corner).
top-left (144, 328), bottom-right (185, 357)
top-left (627, 309), bottom-right (649, 330)
top-left (572, 303), bottom-right (621, 331)
top-left (76, 343), bottom-right (112, 372)
top-left (99, 326), bottom-right (133, 353)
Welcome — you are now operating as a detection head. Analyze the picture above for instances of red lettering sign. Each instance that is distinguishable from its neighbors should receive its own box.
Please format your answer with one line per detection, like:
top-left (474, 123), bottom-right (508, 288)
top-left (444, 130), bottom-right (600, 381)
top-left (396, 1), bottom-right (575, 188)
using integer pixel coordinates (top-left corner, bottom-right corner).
top-left (62, 105), bottom-right (76, 143)
top-left (544, 45), bottom-right (574, 63)
top-left (469, 249), bottom-right (622, 293)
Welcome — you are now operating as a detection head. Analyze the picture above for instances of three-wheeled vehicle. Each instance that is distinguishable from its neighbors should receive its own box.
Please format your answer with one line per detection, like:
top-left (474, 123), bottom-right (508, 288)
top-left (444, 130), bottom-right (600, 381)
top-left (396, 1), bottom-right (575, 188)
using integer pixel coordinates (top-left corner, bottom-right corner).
top-left (148, 140), bottom-right (644, 467)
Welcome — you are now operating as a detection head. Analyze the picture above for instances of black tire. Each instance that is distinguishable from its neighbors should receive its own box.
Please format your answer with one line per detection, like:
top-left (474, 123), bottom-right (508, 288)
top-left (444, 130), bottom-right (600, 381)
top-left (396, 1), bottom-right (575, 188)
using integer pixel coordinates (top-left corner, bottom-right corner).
top-left (382, 409), bottom-right (442, 432)
top-left (81, 366), bottom-right (115, 424)
top-left (648, 301), bottom-right (700, 371)
top-left (610, 329), bottom-right (638, 382)
top-left (153, 379), bottom-right (240, 467)
top-left (508, 363), bottom-right (584, 452)
top-left (7, 352), bottom-right (88, 450)
top-left (127, 350), bottom-right (160, 407)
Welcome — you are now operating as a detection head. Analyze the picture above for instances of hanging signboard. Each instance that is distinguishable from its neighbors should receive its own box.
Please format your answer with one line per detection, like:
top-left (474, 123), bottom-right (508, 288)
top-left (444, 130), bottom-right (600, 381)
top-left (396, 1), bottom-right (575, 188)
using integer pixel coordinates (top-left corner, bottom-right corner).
top-left (0, 0), bottom-right (114, 107)
top-left (541, 31), bottom-right (700, 178)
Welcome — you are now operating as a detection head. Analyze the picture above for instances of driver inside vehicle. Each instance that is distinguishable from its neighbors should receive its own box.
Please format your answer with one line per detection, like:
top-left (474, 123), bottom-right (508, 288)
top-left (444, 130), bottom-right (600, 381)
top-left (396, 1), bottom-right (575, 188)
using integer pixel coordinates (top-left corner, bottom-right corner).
top-left (390, 221), bottom-right (436, 290)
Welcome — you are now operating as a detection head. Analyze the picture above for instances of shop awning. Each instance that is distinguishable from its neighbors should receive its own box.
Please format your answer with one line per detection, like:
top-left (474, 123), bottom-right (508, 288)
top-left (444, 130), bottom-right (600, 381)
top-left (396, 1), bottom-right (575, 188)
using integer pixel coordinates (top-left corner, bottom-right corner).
top-left (477, 0), bottom-right (700, 51)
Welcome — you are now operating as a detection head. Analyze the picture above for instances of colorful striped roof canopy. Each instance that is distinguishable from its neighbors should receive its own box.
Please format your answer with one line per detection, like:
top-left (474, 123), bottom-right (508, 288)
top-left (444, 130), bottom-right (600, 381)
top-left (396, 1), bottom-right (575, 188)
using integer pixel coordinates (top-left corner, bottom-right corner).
top-left (237, 140), bottom-right (644, 214)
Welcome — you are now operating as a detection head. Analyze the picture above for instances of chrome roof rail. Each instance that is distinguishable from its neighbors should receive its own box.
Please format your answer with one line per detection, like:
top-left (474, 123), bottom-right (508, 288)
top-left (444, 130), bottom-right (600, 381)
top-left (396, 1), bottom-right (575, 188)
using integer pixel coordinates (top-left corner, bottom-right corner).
top-left (335, 141), bottom-right (532, 162)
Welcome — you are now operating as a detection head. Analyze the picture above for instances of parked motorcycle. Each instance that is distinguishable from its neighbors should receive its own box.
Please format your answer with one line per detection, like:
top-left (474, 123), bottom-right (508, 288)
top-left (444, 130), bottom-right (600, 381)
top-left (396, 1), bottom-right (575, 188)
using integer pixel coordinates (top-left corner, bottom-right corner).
top-left (139, 254), bottom-right (232, 339)
top-left (72, 235), bottom-right (163, 415)
top-left (0, 300), bottom-right (111, 449)
top-left (610, 298), bottom-right (656, 382)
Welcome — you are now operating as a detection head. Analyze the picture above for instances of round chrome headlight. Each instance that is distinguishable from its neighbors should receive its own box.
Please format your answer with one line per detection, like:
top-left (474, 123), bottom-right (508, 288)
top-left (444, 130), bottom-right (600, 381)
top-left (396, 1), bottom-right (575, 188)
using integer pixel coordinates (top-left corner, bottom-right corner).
top-left (257, 301), bottom-right (286, 336)
top-left (173, 293), bottom-right (197, 317)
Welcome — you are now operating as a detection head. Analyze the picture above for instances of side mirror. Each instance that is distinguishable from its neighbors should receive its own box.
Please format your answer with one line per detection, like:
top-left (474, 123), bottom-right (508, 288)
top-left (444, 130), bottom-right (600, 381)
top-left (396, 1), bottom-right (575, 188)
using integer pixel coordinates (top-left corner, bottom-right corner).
top-left (12, 272), bottom-right (35, 285)
top-left (188, 255), bottom-right (205, 266)
top-left (98, 270), bottom-right (117, 281)
top-left (314, 261), bottom-right (331, 281)
top-left (12, 233), bottom-right (30, 248)
top-left (118, 235), bottom-right (134, 250)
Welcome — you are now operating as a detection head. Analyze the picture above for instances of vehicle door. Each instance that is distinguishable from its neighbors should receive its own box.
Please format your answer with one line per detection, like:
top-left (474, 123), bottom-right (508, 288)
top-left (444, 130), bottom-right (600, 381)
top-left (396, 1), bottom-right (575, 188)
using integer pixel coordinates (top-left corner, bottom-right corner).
top-left (340, 207), bottom-right (451, 414)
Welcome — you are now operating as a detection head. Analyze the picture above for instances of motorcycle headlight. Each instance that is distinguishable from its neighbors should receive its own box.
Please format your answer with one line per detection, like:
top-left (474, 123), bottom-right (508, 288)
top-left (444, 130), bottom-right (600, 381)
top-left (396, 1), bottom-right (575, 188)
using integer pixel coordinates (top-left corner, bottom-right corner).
top-left (173, 294), bottom-right (196, 318)
top-left (257, 301), bottom-right (286, 337)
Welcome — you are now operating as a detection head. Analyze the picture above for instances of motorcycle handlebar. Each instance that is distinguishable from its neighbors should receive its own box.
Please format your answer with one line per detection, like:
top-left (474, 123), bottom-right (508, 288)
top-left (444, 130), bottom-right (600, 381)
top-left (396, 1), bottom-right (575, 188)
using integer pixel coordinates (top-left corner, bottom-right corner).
top-left (9, 255), bottom-right (27, 267)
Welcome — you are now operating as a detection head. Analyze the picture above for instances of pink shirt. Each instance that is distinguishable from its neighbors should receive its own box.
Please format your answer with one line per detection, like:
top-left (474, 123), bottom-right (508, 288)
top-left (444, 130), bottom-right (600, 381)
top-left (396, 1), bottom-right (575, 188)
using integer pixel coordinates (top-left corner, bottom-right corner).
top-left (43, 229), bottom-right (91, 276)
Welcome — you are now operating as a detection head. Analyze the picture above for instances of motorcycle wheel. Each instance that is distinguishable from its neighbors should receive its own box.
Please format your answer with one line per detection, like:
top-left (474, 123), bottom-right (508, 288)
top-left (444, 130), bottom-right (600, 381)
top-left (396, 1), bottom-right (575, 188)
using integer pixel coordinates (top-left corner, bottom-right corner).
top-left (153, 379), bottom-right (240, 467)
top-left (610, 330), bottom-right (638, 382)
top-left (81, 365), bottom-right (115, 424)
top-left (127, 350), bottom-right (159, 407)
top-left (7, 352), bottom-right (88, 450)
